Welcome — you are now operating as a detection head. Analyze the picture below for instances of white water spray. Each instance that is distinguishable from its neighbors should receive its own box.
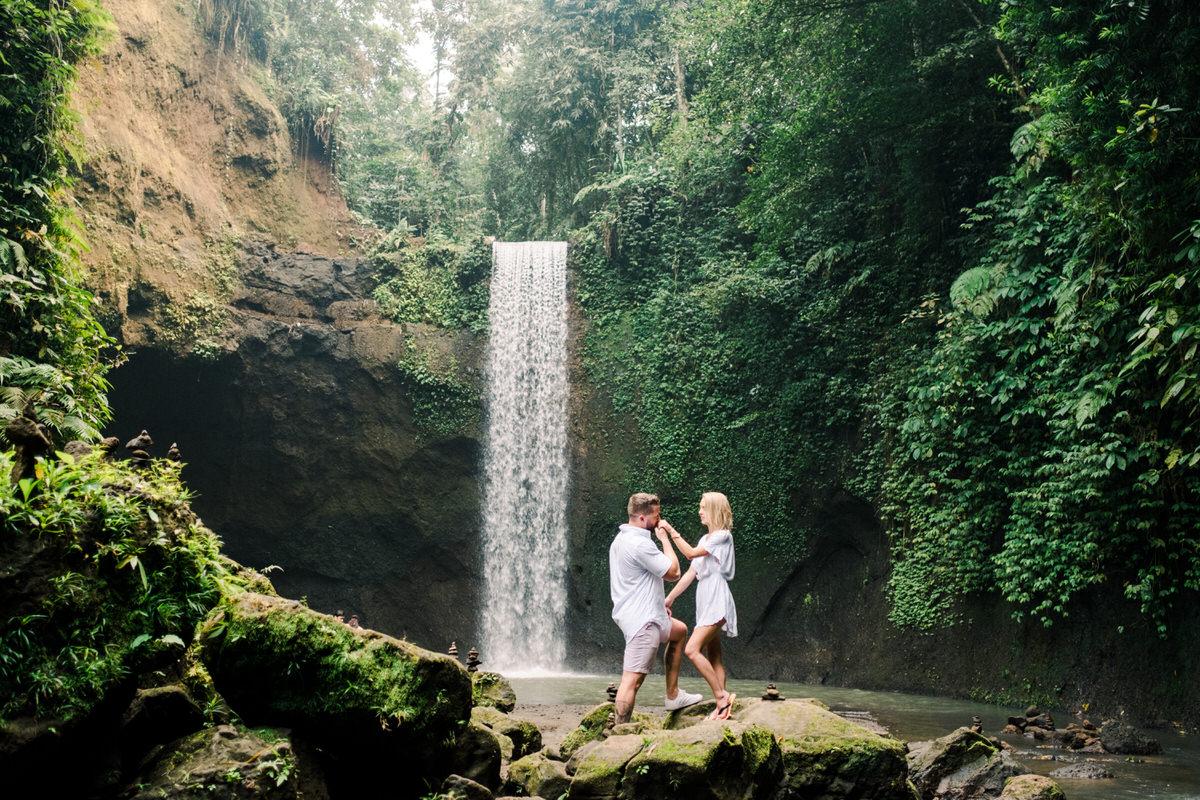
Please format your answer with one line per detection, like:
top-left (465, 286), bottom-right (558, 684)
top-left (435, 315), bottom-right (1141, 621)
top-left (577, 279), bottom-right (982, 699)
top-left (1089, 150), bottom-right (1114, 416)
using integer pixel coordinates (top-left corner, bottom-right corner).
top-left (480, 241), bottom-right (570, 672)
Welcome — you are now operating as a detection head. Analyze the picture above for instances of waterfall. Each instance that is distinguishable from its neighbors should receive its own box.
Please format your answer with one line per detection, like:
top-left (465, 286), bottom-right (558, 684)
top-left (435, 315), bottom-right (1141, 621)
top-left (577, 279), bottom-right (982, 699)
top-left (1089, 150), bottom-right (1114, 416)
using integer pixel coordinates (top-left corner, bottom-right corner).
top-left (480, 241), bottom-right (570, 673)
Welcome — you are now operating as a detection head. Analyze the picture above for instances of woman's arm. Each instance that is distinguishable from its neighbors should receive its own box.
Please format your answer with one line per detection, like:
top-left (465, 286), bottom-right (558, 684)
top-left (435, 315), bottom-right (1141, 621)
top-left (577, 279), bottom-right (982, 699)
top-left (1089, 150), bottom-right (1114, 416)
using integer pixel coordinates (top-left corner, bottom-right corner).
top-left (665, 566), bottom-right (696, 610)
top-left (658, 519), bottom-right (710, 560)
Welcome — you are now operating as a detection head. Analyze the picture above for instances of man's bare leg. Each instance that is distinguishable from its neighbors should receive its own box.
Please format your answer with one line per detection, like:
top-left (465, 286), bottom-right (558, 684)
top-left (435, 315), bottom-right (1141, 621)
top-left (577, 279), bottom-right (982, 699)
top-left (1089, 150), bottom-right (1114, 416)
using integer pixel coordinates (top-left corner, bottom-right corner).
top-left (663, 617), bottom-right (688, 699)
top-left (615, 670), bottom-right (647, 724)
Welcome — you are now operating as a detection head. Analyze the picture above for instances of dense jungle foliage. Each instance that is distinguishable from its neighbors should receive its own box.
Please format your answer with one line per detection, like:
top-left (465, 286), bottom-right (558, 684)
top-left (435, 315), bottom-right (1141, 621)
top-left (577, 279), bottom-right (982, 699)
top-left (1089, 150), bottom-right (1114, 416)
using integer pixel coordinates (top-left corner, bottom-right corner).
top-left (0, 0), bottom-right (114, 441)
top-left (4, 0), bottom-right (1199, 653)
top-left (264, 0), bottom-right (1196, 636)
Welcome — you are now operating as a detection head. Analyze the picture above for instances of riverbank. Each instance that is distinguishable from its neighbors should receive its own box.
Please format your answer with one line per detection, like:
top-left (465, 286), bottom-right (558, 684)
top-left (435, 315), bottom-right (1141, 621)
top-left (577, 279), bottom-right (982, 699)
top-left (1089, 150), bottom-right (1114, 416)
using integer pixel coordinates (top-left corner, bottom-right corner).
top-left (505, 675), bottom-right (1200, 800)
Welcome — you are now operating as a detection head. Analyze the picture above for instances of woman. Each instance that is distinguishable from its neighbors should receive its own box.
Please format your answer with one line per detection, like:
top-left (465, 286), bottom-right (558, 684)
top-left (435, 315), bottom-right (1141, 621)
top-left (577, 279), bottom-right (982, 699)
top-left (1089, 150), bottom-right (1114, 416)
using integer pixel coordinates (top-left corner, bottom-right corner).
top-left (661, 491), bottom-right (738, 720)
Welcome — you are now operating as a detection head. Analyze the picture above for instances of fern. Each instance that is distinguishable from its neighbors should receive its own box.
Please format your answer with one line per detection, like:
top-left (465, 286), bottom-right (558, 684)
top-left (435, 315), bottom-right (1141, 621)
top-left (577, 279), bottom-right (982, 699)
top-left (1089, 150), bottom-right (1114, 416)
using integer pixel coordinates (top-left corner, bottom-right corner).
top-left (949, 266), bottom-right (996, 316)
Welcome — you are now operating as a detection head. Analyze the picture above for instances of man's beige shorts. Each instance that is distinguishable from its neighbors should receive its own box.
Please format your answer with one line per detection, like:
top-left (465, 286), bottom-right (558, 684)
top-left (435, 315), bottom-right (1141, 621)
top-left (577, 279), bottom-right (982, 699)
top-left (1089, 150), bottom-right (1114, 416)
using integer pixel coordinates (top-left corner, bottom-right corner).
top-left (622, 621), bottom-right (667, 674)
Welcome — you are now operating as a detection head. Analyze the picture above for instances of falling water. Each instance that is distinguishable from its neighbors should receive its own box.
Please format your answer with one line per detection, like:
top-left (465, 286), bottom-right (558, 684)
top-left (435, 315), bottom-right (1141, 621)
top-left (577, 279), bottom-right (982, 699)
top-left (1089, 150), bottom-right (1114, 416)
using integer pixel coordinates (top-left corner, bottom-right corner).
top-left (480, 241), bottom-right (570, 673)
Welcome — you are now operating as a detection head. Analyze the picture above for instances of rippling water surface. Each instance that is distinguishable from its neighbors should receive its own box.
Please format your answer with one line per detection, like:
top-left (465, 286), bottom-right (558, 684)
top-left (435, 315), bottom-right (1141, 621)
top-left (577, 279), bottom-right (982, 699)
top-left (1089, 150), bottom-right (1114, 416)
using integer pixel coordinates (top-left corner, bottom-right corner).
top-left (507, 675), bottom-right (1200, 800)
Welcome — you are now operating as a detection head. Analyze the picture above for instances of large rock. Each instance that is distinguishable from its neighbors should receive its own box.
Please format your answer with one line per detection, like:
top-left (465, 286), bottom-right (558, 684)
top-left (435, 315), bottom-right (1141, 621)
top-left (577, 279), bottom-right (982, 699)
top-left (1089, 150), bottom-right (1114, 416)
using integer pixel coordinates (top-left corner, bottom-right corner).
top-left (618, 723), bottom-right (781, 800)
top-left (735, 699), bottom-right (910, 800)
top-left (472, 706), bottom-right (543, 760)
top-left (1099, 720), bottom-right (1162, 754)
top-left (567, 698), bottom-right (910, 800)
top-left (450, 721), bottom-right (504, 790)
top-left (569, 733), bottom-right (653, 800)
top-left (1048, 762), bottom-right (1114, 779)
top-left (504, 750), bottom-right (572, 799)
top-left (472, 671), bottom-right (517, 713)
top-left (119, 684), bottom-right (206, 768)
top-left (907, 727), bottom-right (1023, 800)
top-left (124, 724), bottom-right (316, 800)
top-left (560, 703), bottom-right (658, 760)
top-left (998, 774), bottom-right (1065, 800)
top-left (198, 592), bottom-right (472, 783)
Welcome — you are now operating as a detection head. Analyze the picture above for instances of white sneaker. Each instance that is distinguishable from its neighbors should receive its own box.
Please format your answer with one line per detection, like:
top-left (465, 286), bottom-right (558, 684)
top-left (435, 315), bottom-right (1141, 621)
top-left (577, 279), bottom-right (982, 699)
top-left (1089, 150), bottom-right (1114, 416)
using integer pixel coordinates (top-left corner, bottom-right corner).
top-left (664, 690), bottom-right (703, 711)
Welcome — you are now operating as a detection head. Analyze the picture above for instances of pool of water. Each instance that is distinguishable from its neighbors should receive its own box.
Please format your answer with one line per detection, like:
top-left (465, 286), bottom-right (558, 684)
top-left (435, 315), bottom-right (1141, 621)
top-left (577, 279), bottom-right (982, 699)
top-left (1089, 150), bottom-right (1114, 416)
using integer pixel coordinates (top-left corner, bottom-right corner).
top-left (506, 675), bottom-right (1200, 800)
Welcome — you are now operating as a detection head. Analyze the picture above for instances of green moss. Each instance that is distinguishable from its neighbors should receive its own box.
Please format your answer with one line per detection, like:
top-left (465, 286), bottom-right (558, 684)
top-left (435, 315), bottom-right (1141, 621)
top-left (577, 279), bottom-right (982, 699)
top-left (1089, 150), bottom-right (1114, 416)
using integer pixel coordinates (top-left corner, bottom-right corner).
top-left (0, 451), bottom-right (230, 722)
top-left (200, 593), bottom-right (472, 748)
top-left (560, 702), bottom-right (658, 759)
top-left (741, 724), bottom-right (776, 774)
top-left (471, 670), bottom-right (516, 712)
top-left (395, 336), bottom-right (480, 439)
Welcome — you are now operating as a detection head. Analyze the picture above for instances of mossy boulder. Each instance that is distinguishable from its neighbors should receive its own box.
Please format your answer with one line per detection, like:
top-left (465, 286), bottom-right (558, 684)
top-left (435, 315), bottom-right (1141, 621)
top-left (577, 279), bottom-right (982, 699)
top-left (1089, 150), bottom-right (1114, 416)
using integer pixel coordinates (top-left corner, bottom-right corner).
top-left (472, 671), bottom-right (517, 712)
top-left (569, 732), bottom-right (651, 800)
top-left (907, 727), bottom-right (1023, 800)
top-left (505, 750), bottom-right (572, 798)
top-left (472, 705), bottom-right (543, 760)
top-left (736, 698), bottom-right (911, 800)
top-left (560, 702), bottom-right (659, 760)
top-left (998, 777), bottom-right (1065, 800)
top-left (619, 723), bottom-right (782, 800)
top-left (123, 724), bottom-right (307, 799)
top-left (198, 593), bottom-right (472, 774)
top-left (999, 774), bottom-right (1066, 800)
top-left (567, 699), bottom-right (910, 800)
top-left (449, 721), bottom-right (503, 790)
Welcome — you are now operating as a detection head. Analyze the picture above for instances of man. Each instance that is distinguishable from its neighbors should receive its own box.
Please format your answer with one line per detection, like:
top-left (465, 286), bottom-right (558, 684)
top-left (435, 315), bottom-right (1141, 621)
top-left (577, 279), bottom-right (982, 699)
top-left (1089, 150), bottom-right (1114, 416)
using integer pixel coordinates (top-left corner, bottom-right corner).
top-left (609, 492), bottom-right (702, 723)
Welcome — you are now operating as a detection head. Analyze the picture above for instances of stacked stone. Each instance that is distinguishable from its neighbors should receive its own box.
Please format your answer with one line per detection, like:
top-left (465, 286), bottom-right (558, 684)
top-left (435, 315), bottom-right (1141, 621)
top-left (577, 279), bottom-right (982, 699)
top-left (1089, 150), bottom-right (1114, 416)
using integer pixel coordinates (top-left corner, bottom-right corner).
top-left (1002, 706), bottom-right (1058, 742)
top-left (1002, 707), bottom-right (1161, 754)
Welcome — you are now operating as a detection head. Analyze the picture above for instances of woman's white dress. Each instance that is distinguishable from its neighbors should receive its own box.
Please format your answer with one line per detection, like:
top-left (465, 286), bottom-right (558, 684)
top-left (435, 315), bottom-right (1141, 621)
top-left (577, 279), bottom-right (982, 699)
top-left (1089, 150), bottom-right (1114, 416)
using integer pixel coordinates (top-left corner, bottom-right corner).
top-left (693, 530), bottom-right (737, 637)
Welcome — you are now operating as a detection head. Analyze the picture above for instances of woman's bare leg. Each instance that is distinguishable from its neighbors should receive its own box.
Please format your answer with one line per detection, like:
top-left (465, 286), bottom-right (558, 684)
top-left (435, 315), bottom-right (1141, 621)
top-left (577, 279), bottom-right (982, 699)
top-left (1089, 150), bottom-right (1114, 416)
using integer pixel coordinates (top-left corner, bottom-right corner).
top-left (684, 622), bottom-right (731, 706)
top-left (706, 632), bottom-right (727, 695)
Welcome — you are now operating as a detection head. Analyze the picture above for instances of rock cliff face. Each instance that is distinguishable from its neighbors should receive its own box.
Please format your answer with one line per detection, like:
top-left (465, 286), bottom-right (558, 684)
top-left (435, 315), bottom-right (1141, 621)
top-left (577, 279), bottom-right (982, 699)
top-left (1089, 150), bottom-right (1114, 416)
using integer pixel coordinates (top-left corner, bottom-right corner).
top-left (73, 0), bottom-right (485, 651)
top-left (105, 241), bottom-right (485, 649)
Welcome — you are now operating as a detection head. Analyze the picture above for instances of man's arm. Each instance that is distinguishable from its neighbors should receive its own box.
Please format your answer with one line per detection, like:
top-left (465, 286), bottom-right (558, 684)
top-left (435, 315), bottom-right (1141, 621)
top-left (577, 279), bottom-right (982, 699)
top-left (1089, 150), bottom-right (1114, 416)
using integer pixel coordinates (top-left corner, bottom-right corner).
top-left (655, 527), bottom-right (682, 581)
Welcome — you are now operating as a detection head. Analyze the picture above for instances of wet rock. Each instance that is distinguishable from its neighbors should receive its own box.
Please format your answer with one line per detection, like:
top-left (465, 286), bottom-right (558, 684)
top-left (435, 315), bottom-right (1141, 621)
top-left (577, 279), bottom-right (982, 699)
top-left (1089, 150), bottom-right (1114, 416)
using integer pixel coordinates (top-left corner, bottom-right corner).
top-left (125, 429), bottom-right (154, 450)
top-left (1099, 720), bottom-right (1162, 754)
top-left (999, 774), bottom-right (1065, 800)
top-left (123, 724), bottom-right (312, 799)
top-left (736, 698), bottom-right (906, 799)
top-left (567, 698), bottom-right (907, 800)
top-left (616, 723), bottom-right (780, 800)
top-left (471, 671), bottom-right (517, 713)
top-left (1026, 713), bottom-right (1054, 731)
top-left (63, 440), bottom-right (94, 459)
top-left (441, 773), bottom-right (495, 800)
top-left (569, 734), bottom-right (647, 799)
top-left (504, 750), bottom-right (571, 799)
top-left (472, 706), bottom-right (542, 760)
top-left (6, 414), bottom-right (52, 484)
top-left (120, 685), bottom-right (205, 768)
top-left (1048, 762), bottom-right (1115, 779)
top-left (560, 703), bottom-right (658, 761)
top-left (908, 727), bottom-right (1024, 800)
top-left (197, 592), bottom-right (471, 790)
top-left (450, 721), bottom-right (503, 790)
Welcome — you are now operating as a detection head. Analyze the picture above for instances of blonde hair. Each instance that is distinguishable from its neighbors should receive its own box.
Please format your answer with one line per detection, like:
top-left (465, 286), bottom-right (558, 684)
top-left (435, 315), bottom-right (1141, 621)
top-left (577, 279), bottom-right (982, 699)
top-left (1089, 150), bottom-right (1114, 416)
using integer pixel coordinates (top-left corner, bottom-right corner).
top-left (628, 492), bottom-right (661, 518)
top-left (701, 492), bottom-right (733, 532)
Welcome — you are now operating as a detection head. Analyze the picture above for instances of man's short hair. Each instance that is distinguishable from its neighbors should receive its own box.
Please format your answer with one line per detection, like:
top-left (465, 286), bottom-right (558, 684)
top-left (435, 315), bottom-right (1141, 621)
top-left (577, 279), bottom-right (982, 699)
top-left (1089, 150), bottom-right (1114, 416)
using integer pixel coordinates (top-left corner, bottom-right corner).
top-left (628, 492), bottom-right (660, 517)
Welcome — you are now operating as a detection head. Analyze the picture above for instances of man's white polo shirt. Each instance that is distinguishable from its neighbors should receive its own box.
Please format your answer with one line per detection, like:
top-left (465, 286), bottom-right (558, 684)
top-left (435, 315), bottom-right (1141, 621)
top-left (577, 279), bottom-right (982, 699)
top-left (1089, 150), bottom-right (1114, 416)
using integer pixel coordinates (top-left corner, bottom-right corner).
top-left (610, 523), bottom-right (672, 642)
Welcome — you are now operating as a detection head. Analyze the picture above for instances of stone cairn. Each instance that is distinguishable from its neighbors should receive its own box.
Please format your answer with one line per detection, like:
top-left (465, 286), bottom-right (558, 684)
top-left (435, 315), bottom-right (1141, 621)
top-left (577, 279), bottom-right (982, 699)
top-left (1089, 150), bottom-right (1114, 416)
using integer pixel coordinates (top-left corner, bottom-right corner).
top-left (605, 684), bottom-right (617, 733)
top-left (1004, 706), bottom-right (1096, 751)
top-left (762, 683), bottom-right (785, 701)
top-left (448, 642), bottom-right (459, 661)
top-left (466, 647), bottom-right (481, 673)
top-left (125, 429), bottom-right (154, 470)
